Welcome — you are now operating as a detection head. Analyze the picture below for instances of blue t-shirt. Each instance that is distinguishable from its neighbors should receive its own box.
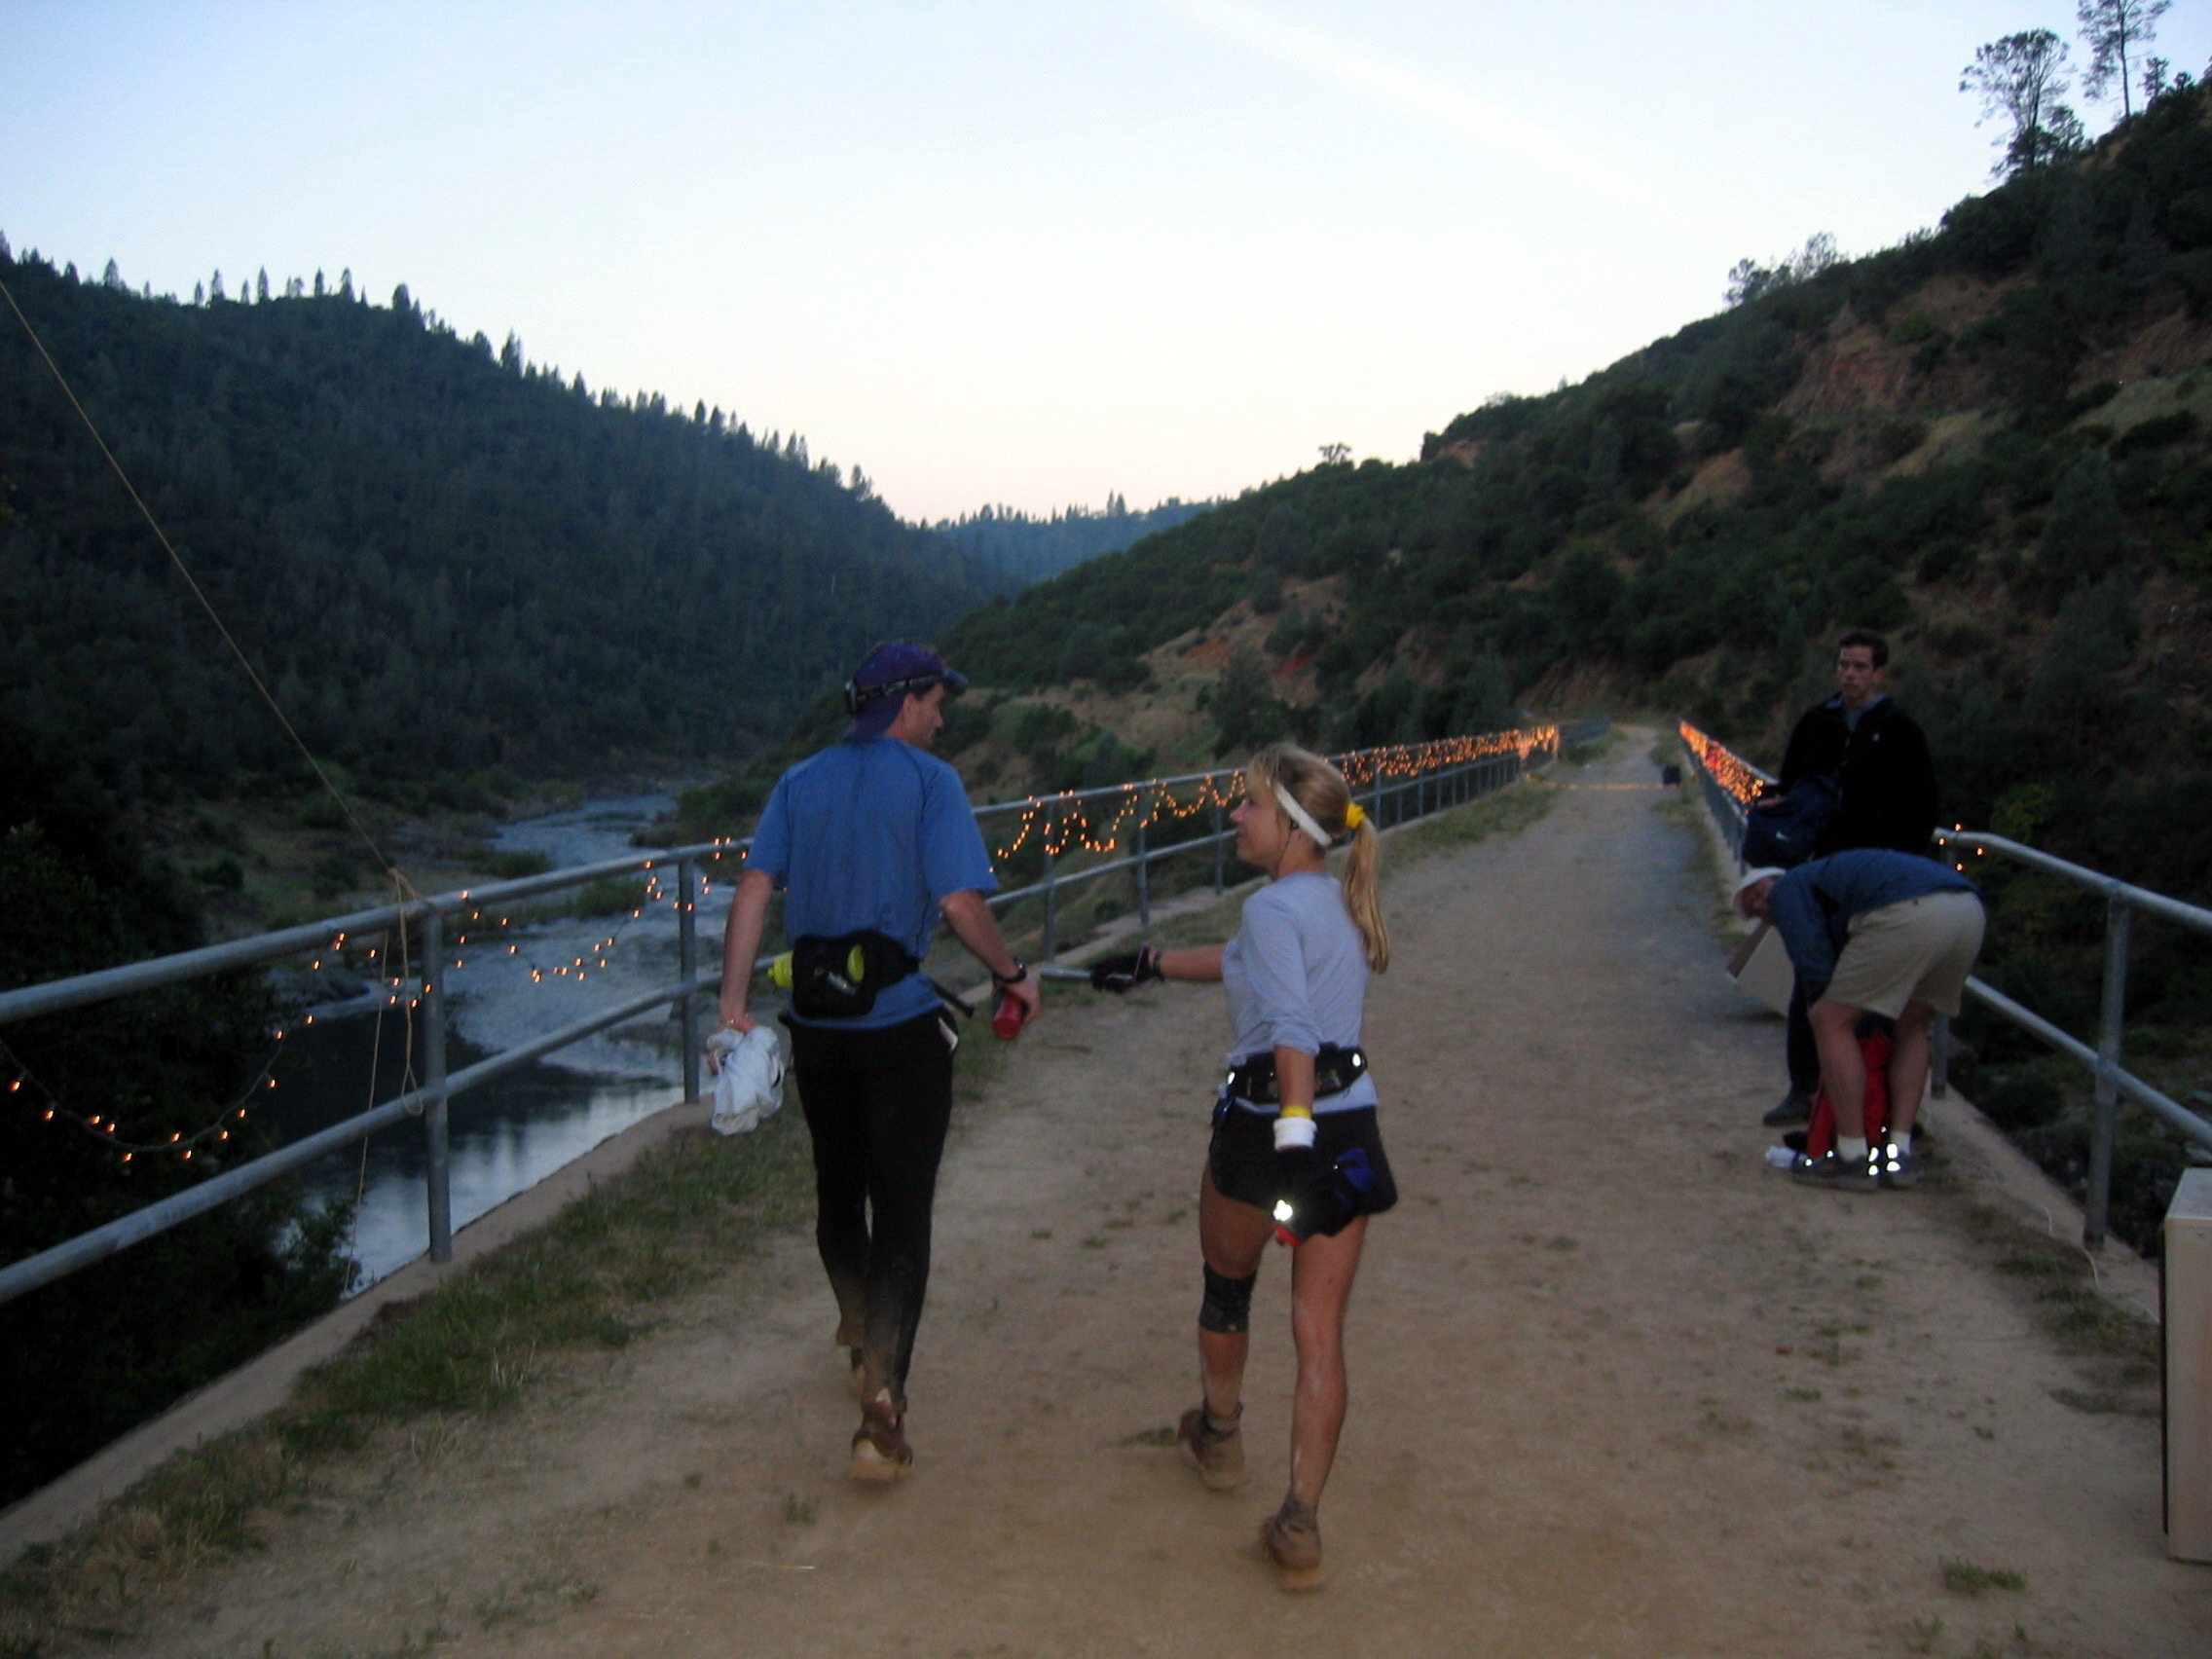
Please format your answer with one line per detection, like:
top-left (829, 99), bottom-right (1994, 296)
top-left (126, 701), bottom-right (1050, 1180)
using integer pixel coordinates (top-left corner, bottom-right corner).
top-left (746, 737), bottom-right (998, 1029)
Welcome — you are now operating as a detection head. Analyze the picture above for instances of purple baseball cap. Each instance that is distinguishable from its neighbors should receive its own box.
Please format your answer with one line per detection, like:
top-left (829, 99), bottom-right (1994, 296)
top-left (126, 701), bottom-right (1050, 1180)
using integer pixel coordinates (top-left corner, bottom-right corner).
top-left (843, 642), bottom-right (969, 738)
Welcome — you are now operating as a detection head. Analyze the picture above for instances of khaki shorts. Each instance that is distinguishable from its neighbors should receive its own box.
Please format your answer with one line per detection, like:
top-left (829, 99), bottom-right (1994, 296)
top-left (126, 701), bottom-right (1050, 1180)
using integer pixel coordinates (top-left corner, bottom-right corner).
top-left (1823, 890), bottom-right (1986, 1018)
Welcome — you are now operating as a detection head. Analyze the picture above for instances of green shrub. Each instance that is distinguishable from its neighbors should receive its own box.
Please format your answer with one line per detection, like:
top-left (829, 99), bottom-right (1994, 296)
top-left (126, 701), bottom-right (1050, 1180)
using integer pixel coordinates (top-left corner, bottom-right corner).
top-left (2111, 409), bottom-right (2198, 459)
top-left (571, 875), bottom-right (646, 916)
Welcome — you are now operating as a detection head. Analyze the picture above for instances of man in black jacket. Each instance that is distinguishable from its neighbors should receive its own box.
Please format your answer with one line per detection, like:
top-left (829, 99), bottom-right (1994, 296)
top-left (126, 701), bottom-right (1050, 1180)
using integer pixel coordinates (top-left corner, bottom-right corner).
top-left (1762, 628), bottom-right (1938, 1126)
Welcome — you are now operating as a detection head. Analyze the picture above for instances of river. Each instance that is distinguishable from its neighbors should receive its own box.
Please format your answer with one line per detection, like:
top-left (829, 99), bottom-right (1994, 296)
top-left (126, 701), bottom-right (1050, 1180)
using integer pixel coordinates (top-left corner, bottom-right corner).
top-left (265, 794), bottom-right (721, 1290)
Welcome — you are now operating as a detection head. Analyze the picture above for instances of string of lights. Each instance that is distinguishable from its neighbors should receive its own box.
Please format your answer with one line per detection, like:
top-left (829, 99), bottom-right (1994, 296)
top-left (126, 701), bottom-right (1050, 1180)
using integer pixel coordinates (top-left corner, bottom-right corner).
top-left (983, 727), bottom-right (1556, 866)
top-left (1677, 720), bottom-right (1764, 806)
top-left (2, 1030), bottom-right (282, 1167)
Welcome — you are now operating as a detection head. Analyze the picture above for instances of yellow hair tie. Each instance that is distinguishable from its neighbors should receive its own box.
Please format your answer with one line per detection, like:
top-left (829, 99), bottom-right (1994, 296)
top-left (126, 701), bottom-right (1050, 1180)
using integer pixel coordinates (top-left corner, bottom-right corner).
top-left (1344, 802), bottom-right (1366, 830)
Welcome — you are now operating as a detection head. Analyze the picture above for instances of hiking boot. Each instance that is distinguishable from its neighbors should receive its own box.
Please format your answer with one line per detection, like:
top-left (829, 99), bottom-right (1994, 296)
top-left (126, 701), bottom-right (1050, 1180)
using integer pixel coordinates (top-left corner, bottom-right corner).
top-left (849, 1391), bottom-right (913, 1484)
top-left (1177, 1402), bottom-right (1246, 1492)
top-left (1878, 1144), bottom-right (1926, 1190)
top-left (1258, 1495), bottom-right (1323, 1592)
top-left (1762, 1089), bottom-right (1814, 1127)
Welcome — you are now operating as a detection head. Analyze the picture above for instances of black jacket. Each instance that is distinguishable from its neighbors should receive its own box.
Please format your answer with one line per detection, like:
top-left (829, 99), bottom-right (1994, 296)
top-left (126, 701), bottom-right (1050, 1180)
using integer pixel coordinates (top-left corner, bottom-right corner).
top-left (1778, 696), bottom-right (1936, 857)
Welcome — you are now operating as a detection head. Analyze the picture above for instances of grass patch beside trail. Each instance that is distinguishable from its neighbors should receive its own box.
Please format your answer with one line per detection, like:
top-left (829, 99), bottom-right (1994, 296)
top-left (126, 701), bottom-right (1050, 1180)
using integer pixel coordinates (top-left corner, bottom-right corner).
top-left (1939, 1559), bottom-right (2027, 1597)
top-left (0, 1109), bottom-right (815, 1650)
top-left (1563, 730), bottom-right (1624, 767)
top-left (1386, 778), bottom-right (1554, 865)
top-left (1951, 1200), bottom-right (2159, 1384)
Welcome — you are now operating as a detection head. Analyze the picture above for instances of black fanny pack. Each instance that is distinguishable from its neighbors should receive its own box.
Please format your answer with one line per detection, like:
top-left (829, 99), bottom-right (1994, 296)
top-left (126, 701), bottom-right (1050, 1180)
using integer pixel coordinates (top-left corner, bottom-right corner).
top-left (789, 929), bottom-right (922, 1020)
top-left (1225, 1044), bottom-right (1368, 1106)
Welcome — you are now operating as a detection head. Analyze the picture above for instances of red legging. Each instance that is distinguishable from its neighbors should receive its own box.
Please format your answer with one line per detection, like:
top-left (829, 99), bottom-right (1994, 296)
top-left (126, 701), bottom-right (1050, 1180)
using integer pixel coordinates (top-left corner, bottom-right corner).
top-left (1806, 1031), bottom-right (1894, 1157)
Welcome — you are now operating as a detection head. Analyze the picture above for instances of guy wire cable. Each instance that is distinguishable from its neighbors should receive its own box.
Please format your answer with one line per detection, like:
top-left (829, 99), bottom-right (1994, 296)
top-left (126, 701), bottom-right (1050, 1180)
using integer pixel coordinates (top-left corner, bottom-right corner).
top-left (4, 271), bottom-right (437, 1241)
top-left (0, 272), bottom-right (409, 893)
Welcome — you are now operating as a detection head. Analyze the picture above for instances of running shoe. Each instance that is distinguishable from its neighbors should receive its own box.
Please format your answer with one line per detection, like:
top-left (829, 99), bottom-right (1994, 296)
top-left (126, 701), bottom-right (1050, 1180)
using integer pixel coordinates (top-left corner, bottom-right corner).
top-left (849, 1391), bottom-right (913, 1484)
top-left (1791, 1150), bottom-right (1881, 1192)
top-left (1762, 1089), bottom-right (1814, 1126)
top-left (1177, 1403), bottom-right (1246, 1491)
top-left (1878, 1144), bottom-right (1926, 1190)
top-left (1258, 1496), bottom-right (1323, 1592)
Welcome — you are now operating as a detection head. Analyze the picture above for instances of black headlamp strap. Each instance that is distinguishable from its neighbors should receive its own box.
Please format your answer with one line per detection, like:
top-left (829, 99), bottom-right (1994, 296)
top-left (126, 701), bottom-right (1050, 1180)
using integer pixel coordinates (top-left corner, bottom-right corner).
top-left (844, 670), bottom-right (942, 715)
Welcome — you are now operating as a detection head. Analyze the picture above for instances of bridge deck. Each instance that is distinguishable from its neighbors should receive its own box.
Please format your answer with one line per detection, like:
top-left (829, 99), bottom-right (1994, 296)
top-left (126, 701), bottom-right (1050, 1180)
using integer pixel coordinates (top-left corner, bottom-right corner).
top-left (89, 729), bottom-right (2206, 1657)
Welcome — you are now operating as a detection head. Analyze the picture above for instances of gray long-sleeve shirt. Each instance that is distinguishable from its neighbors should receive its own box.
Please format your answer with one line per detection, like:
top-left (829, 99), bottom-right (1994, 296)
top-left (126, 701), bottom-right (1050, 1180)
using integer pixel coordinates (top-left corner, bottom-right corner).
top-left (1221, 871), bottom-right (1379, 1114)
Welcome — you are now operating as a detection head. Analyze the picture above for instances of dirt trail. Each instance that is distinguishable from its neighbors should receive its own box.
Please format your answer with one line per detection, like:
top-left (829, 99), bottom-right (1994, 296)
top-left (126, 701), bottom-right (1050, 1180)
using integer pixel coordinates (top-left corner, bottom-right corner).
top-left (106, 732), bottom-right (2206, 1657)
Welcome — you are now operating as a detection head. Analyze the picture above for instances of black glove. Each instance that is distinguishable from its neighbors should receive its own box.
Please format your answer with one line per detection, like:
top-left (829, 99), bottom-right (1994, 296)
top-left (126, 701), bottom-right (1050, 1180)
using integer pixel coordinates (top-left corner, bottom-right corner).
top-left (1089, 944), bottom-right (1162, 993)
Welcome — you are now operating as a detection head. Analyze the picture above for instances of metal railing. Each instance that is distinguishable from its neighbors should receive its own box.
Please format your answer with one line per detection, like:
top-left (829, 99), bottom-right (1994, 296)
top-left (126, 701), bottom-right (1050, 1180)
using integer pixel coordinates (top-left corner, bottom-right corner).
top-left (1677, 719), bottom-right (2212, 1247)
top-left (971, 730), bottom-right (1554, 957)
top-left (1931, 828), bottom-right (2212, 1246)
top-left (0, 726), bottom-right (1557, 1307)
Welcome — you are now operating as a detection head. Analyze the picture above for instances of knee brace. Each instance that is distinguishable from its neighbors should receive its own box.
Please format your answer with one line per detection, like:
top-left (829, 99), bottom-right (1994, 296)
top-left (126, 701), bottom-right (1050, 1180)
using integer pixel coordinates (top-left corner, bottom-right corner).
top-left (1198, 1265), bottom-right (1258, 1334)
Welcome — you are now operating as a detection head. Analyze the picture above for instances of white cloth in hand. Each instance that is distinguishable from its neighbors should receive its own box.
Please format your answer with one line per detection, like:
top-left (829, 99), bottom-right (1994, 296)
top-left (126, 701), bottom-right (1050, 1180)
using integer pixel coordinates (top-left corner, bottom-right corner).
top-left (706, 1026), bottom-right (786, 1136)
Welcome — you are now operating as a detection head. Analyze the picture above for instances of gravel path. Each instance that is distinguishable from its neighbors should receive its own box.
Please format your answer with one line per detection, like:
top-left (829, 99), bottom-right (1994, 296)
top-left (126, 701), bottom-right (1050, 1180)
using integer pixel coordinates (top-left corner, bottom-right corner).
top-left (102, 731), bottom-right (2206, 1658)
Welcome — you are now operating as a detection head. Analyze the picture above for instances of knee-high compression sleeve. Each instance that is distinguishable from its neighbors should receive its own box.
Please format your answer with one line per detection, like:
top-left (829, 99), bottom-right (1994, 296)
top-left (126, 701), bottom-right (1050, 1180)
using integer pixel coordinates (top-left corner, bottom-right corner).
top-left (1198, 1265), bottom-right (1258, 1334)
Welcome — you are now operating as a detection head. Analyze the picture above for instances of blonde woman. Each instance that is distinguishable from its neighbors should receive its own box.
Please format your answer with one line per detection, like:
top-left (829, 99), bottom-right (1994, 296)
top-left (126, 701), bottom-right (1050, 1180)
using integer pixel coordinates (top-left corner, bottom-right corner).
top-left (1088, 743), bottom-right (1394, 1591)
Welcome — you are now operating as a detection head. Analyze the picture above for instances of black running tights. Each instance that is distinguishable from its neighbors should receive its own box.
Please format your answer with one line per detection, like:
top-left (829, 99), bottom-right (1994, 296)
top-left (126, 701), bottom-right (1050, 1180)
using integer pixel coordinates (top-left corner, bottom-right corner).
top-left (787, 1012), bottom-right (956, 1407)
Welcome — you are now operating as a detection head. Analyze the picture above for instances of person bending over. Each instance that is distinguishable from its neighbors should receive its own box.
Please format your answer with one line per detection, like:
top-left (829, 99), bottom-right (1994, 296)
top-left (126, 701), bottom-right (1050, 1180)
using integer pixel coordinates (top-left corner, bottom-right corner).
top-left (1735, 849), bottom-right (1983, 1191)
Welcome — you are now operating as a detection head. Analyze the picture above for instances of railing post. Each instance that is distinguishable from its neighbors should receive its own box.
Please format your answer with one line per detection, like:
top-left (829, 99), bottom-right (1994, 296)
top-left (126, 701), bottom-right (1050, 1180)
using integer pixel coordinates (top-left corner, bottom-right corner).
top-left (678, 856), bottom-right (701, 1104)
top-left (1135, 789), bottom-right (1151, 929)
top-left (2084, 898), bottom-right (2132, 1250)
top-left (1042, 804), bottom-right (1059, 961)
top-left (1212, 793), bottom-right (1226, 896)
top-left (422, 908), bottom-right (452, 1264)
top-left (1931, 1014), bottom-right (1951, 1098)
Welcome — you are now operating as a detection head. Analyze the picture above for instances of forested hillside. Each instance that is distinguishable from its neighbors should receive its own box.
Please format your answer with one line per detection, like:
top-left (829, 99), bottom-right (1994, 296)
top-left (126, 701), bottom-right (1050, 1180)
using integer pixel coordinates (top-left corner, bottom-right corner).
top-left (0, 247), bottom-right (1003, 817)
top-left (930, 495), bottom-right (1213, 585)
top-left (938, 82), bottom-right (2212, 895)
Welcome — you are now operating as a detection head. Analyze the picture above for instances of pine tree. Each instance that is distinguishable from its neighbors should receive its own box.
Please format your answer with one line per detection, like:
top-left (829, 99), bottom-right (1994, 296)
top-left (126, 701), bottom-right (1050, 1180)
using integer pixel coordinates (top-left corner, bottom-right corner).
top-left (2078, 0), bottom-right (2170, 119)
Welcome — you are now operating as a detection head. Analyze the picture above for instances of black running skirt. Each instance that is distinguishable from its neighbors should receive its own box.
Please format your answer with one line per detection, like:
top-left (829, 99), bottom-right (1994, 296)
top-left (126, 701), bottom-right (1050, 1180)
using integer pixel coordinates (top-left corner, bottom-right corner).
top-left (1206, 1098), bottom-right (1399, 1223)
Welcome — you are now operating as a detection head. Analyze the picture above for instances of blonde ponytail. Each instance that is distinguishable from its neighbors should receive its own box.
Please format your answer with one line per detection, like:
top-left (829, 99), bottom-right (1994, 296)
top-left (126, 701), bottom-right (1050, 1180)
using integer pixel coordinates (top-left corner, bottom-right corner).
top-left (1246, 743), bottom-right (1391, 974)
top-left (1339, 814), bottom-right (1388, 973)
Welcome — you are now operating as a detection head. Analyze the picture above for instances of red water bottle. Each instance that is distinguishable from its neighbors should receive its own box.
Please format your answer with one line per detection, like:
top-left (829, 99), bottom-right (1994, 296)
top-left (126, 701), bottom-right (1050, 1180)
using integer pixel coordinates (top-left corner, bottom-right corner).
top-left (992, 986), bottom-right (1031, 1040)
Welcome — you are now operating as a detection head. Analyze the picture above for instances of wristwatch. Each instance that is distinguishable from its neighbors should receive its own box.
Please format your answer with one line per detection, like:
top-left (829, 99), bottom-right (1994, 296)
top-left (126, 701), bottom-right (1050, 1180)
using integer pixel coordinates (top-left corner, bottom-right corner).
top-left (992, 958), bottom-right (1029, 988)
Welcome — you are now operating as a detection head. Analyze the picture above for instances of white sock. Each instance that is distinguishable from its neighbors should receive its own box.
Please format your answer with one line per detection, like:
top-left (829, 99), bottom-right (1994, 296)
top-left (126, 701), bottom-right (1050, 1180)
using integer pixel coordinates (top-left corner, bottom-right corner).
top-left (1890, 1130), bottom-right (1913, 1154)
top-left (1838, 1136), bottom-right (1868, 1160)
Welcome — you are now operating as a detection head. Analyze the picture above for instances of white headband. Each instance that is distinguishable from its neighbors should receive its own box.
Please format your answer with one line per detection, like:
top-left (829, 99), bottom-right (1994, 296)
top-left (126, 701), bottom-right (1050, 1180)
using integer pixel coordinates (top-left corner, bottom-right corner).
top-left (1273, 782), bottom-right (1333, 849)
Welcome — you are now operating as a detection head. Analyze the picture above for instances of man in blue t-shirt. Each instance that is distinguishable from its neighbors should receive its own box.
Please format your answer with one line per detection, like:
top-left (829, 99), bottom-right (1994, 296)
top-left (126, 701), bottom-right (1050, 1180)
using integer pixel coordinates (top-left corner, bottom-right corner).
top-left (718, 642), bottom-right (1039, 1483)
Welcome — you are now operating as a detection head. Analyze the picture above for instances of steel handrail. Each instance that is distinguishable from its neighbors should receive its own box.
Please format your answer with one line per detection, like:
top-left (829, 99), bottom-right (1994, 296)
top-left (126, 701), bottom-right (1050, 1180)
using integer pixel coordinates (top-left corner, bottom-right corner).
top-left (1935, 828), bottom-right (2212, 940)
top-left (2, 727), bottom-right (1555, 1305)
top-left (0, 844), bottom-right (743, 1028)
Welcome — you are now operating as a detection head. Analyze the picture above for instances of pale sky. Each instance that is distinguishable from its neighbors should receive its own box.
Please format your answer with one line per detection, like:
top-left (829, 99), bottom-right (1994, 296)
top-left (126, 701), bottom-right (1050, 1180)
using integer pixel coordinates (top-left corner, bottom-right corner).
top-left (5, 1), bottom-right (2206, 524)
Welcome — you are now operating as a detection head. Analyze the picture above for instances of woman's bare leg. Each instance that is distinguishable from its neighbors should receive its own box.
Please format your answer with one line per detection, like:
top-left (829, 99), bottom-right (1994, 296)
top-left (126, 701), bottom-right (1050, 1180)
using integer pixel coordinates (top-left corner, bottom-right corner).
top-left (1285, 1215), bottom-right (1366, 1507)
top-left (1196, 1165), bottom-right (1272, 1418)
